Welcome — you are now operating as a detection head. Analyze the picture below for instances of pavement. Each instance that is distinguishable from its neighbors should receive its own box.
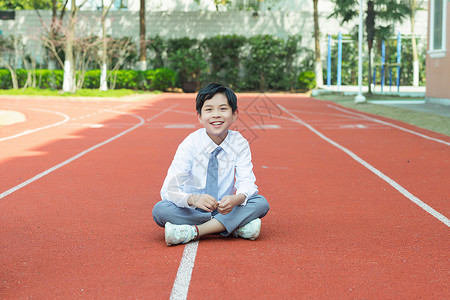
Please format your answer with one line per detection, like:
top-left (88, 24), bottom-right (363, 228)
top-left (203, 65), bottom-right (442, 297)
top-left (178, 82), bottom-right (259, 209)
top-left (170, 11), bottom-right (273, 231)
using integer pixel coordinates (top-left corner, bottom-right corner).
top-left (312, 85), bottom-right (450, 118)
top-left (0, 110), bottom-right (26, 125)
top-left (369, 100), bottom-right (450, 118)
top-left (1, 88), bottom-right (449, 127)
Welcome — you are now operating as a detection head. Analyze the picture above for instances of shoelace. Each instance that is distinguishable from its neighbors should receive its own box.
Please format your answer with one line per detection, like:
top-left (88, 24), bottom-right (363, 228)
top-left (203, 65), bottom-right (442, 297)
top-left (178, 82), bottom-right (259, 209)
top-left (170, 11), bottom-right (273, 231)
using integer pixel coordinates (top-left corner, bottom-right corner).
top-left (174, 226), bottom-right (193, 244)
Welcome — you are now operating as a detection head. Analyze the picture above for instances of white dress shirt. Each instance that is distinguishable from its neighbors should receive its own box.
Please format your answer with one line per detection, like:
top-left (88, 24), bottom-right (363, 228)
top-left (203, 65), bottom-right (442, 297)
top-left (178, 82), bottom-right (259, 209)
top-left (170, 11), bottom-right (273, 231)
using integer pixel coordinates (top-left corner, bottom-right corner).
top-left (161, 128), bottom-right (258, 208)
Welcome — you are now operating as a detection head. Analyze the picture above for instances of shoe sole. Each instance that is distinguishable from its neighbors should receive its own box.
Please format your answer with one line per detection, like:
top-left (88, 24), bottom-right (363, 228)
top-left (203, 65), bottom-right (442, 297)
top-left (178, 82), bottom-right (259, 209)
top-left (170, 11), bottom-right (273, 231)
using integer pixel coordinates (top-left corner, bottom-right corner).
top-left (248, 218), bottom-right (261, 240)
top-left (235, 218), bottom-right (261, 240)
top-left (165, 222), bottom-right (175, 246)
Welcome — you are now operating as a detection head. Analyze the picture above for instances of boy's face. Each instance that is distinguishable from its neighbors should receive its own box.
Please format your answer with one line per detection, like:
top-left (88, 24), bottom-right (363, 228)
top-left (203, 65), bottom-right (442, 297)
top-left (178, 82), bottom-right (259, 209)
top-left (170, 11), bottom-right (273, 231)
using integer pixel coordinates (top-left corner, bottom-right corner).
top-left (198, 93), bottom-right (237, 145)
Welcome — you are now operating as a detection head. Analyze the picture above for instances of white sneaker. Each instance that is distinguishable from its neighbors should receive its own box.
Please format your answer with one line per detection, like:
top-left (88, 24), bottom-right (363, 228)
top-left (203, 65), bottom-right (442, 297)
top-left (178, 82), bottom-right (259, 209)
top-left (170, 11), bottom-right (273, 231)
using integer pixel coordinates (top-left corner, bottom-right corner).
top-left (165, 222), bottom-right (197, 246)
top-left (233, 218), bottom-right (261, 240)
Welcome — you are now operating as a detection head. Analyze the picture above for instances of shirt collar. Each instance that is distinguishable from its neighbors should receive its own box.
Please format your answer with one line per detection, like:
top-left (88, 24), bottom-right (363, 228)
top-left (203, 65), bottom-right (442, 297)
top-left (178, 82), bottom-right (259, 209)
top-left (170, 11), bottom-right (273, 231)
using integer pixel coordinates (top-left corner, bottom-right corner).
top-left (201, 128), bottom-right (233, 155)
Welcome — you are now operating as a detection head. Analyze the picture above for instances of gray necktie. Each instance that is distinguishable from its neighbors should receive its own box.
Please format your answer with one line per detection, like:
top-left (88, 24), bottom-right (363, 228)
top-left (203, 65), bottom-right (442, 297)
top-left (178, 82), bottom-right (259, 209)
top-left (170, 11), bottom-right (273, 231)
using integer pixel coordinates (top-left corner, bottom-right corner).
top-left (205, 147), bottom-right (222, 200)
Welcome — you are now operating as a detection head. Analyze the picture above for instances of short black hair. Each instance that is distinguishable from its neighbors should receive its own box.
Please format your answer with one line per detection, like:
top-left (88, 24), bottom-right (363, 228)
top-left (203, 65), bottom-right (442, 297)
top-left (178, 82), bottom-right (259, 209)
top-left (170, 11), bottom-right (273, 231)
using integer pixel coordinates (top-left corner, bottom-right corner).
top-left (196, 83), bottom-right (238, 115)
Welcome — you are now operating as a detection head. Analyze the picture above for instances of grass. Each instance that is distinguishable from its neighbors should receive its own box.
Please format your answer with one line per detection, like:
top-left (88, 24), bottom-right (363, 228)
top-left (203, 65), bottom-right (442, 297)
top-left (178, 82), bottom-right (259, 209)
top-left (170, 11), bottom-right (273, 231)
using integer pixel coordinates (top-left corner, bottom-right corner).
top-left (0, 88), bottom-right (162, 98)
top-left (313, 93), bottom-right (450, 137)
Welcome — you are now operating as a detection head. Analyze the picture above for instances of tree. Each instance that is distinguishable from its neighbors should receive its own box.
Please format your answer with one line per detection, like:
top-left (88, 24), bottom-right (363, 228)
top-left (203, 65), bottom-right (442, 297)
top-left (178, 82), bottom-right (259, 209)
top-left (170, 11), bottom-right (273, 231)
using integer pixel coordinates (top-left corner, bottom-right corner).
top-left (0, 0), bottom-right (53, 9)
top-left (313, 0), bottom-right (323, 86)
top-left (212, 0), bottom-right (232, 11)
top-left (330, 0), bottom-right (409, 93)
top-left (99, 0), bottom-right (115, 91)
top-left (0, 35), bottom-right (21, 89)
top-left (102, 37), bottom-right (137, 89)
top-left (407, 0), bottom-right (424, 87)
top-left (137, 0), bottom-right (146, 71)
top-left (61, 0), bottom-right (88, 93)
top-left (35, 0), bottom-right (68, 70)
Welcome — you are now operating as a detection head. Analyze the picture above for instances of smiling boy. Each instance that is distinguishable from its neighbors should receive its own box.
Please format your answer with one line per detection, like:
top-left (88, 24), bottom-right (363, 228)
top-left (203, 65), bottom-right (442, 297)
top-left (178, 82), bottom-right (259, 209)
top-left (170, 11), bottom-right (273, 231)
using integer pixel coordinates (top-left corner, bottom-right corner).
top-left (152, 83), bottom-right (270, 246)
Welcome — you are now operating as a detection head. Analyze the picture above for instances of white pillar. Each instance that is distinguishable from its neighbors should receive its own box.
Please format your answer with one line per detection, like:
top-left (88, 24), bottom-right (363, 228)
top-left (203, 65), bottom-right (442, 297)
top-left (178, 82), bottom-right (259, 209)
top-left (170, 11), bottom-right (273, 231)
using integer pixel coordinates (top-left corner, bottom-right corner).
top-left (99, 63), bottom-right (108, 91)
top-left (62, 60), bottom-right (73, 93)
top-left (355, 0), bottom-right (366, 103)
top-left (136, 60), bottom-right (147, 71)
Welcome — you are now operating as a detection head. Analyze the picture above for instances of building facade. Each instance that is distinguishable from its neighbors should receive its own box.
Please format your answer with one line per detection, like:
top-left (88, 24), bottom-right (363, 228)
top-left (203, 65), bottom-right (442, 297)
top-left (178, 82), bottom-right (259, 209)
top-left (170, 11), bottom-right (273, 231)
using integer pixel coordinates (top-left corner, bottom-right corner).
top-left (426, 0), bottom-right (450, 104)
top-left (0, 0), bottom-right (429, 75)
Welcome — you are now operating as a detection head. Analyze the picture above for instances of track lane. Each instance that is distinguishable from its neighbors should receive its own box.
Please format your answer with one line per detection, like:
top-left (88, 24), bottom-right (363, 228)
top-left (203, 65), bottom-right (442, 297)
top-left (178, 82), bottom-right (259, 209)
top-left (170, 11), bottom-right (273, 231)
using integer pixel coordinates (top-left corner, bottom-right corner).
top-left (186, 96), bottom-right (449, 299)
top-left (1, 95), bottom-right (448, 299)
top-left (280, 98), bottom-right (450, 218)
top-left (1, 97), bottom-right (188, 298)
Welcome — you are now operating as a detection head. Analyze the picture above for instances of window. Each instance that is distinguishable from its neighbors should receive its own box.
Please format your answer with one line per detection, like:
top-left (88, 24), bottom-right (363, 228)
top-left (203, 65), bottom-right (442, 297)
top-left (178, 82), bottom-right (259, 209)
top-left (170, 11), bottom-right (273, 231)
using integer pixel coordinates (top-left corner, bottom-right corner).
top-left (429, 0), bottom-right (447, 57)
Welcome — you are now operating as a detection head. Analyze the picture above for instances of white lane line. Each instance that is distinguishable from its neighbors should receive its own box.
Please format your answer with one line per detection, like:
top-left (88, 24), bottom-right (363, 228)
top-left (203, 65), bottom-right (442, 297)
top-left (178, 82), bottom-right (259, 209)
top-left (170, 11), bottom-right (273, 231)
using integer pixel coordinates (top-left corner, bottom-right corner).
top-left (70, 104), bottom-right (129, 121)
top-left (0, 104), bottom-right (177, 200)
top-left (277, 104), bottom-right (450, 227)
top-left (327, 104), bottom-right (450, 146)
top-left (170, 241), bottom-right (199, 300)
top-left (0, 108), bottom-right (70, 142)
top-left (0, 112), bottom-right (142, 200)
top-left (147, 104), bottom-right (178, 122)
top-left (251, 124), bottom-right (281, 129)
top-left (164, 124), bottom-right (196, 129)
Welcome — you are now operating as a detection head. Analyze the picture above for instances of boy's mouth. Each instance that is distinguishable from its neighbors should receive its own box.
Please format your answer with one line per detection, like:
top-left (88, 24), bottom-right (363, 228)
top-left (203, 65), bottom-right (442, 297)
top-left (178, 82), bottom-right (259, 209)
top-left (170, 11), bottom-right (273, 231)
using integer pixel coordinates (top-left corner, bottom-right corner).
top-left (210, 121), bottom-right (224, 128)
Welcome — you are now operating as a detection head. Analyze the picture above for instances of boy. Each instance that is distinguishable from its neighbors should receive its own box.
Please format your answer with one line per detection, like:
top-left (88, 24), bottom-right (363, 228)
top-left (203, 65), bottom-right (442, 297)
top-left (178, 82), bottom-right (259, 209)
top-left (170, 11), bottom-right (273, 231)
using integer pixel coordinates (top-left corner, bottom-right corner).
top-left (152, 83), bottom-right (269, 246)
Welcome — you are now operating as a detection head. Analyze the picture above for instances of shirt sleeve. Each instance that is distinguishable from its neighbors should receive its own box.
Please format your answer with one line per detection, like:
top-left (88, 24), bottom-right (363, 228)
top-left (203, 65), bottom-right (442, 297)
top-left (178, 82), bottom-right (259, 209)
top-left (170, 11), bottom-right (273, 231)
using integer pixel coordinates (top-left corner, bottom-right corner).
top-left (234, 138), bottom-right (258, 206)
top-left (160, 138), bottom-right (194, 208)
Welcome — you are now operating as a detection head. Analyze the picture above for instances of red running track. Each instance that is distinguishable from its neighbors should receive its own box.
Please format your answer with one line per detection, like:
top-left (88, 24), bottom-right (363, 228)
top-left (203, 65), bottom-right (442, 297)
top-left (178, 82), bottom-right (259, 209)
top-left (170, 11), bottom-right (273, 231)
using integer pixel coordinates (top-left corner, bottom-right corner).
top-left (0, 94), bottom-right (448, 299)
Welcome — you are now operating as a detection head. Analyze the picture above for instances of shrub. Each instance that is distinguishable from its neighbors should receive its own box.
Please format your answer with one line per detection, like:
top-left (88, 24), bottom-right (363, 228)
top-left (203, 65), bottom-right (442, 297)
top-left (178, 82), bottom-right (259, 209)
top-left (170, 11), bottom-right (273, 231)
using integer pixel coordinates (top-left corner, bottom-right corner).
top-left (147, 35), bottom-right (166, 69)
top-left (242, 35), bottom-right (302, 91)
top-left (0, 69), bottom-right (64, 89)
top-left (168, 48), bottom-right (208, 84)
top-left (166, 37), bottom-right (198, 53)
top-left (147, 68), bottom-right (177, 91)
top-left (83, 70), bottom-right (102, 89)
top-left (82, 68), bottom-right (176, 91)
top-left (35, 70), bottom-right (64, 89)
top-left (201, 35), bottom-right (247, 90)
top-left (111, 70), bottom-right (139, 89)
top-left (243, 35), bottom-right (286, 91)
top-left (298, 71), bottom-right (316, 90)
top-left (0, 69), bottom-right (12, 89)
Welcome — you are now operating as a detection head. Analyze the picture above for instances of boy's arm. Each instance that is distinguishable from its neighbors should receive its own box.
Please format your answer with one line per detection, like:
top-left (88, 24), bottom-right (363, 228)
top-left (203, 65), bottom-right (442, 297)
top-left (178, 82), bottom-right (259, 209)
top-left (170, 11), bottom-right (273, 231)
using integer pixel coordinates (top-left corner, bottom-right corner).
top-left (234, 141), bottom-right (258, 205)
top-left (160, 141), bottom-right (194, 208)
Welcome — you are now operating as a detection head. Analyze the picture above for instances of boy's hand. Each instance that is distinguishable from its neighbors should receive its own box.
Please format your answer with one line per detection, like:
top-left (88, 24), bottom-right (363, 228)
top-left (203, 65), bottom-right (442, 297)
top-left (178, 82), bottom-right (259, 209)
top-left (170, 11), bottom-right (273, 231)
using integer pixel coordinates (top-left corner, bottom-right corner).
top-left (218, 194), bottom-right (245, 215)
top-left (188, 194), bottom-right (218, 212)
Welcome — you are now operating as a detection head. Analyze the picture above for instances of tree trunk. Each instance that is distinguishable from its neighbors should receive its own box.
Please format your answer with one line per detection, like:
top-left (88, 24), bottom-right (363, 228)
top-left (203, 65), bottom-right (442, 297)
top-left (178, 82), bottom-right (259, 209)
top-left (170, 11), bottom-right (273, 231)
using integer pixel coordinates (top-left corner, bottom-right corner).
top-left (100, 0), bottom-right (112, 91)
top-left (366, 1), bottom-right (375, 94)
top-left (410, 0), bottom-right (419, 87)
top-left (62, 22), bottom-right (75, 92)
top-left (367, 46), bottom-right (372, 94)
top-left (48, 0), bottom-right (58, 70)
top-left (313, 0), bottom-right (323, 86)
top-left (63, 1), bottom-right (78, 93)
top-left (48, 0), bottom-right (66, 70)
top-left (0, 59), bottom-right (19, 89)
top-left (138, 0), bottom-right (147, 71)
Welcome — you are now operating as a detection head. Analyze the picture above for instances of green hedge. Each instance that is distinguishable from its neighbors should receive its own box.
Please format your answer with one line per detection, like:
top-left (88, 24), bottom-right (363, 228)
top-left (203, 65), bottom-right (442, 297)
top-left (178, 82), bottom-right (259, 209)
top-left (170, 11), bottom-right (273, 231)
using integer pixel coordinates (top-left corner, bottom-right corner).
top-left (0, 69), bottom-right (64, 89)
top-left (298, 71), bottom-right (316, 90)
top-left (161, 34), bottom-right (307, 91)
top-left (0, 68), bottom-right (176, 91)
top-left (1, 34), bottom-right (316, 92)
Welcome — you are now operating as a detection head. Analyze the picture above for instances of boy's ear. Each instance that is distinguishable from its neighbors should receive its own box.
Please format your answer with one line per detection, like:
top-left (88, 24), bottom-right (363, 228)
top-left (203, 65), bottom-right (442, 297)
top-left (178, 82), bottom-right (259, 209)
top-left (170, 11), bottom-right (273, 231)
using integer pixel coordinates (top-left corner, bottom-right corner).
top-left (197, 112), bottom-right (202, 123)
top-left (232, 109), bottom-right (238, 121)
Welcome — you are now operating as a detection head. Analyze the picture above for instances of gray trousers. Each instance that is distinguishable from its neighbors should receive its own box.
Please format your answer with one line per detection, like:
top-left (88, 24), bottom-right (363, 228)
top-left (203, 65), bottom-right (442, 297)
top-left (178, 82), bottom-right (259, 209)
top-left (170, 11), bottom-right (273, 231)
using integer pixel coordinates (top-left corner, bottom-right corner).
top-left (152, 194), bottom-right (270, 236)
